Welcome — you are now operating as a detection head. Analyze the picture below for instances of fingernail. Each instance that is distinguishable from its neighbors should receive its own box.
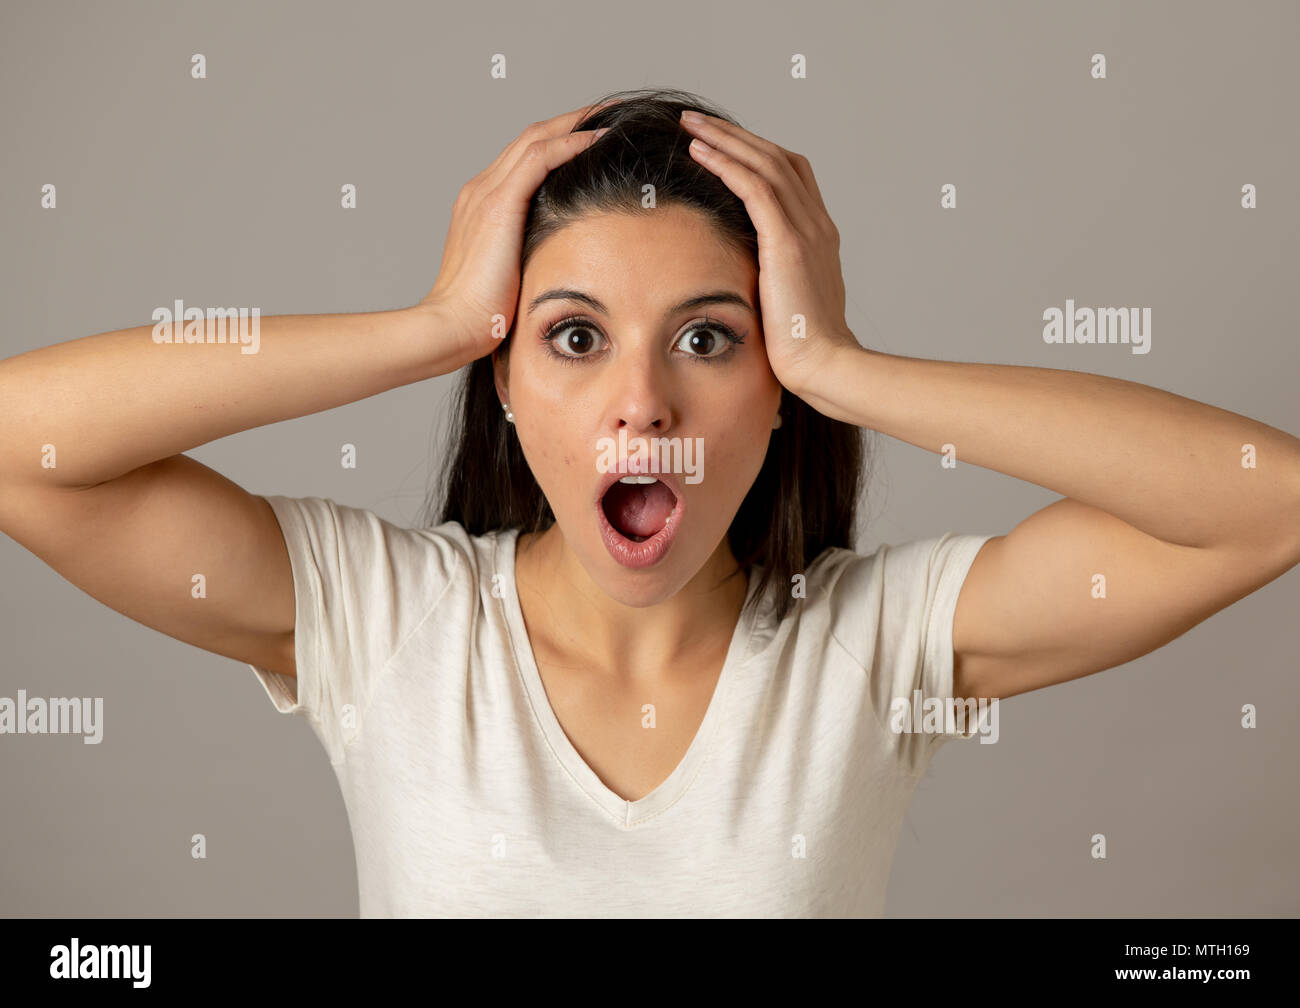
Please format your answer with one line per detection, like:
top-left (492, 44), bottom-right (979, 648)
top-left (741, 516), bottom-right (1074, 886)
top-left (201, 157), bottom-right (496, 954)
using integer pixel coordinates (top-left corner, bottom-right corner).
top-left (680, 109), bottom-right (704, 123)
top-left (593, 127), bottom-right (609, 138)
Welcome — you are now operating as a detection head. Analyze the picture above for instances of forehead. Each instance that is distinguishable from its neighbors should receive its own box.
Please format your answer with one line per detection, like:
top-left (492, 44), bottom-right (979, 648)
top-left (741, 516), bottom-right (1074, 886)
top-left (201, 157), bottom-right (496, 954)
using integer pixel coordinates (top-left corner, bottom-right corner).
top-left (523, 204), bottom-right (755, 308)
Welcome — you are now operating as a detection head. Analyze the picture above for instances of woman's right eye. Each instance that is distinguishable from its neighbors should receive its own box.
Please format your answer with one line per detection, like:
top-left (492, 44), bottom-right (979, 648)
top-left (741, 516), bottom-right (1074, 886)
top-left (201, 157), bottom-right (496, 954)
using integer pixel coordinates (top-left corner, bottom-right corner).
top-left (542, 318), bottom-right (607, 362)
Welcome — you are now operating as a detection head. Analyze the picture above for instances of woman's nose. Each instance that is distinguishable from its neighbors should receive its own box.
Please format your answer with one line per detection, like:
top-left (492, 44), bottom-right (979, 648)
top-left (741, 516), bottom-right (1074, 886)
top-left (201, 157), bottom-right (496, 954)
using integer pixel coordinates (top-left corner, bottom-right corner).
top-left (604, 357), bottom-right (674, 437)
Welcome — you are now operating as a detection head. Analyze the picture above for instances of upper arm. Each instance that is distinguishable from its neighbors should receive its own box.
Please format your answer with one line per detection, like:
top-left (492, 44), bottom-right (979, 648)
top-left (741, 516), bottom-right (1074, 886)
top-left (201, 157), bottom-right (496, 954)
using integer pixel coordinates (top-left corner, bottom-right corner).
top-left (0, 453), bottom-right (297, 677)
top-left (952, 496), bottom-right (1298, 700)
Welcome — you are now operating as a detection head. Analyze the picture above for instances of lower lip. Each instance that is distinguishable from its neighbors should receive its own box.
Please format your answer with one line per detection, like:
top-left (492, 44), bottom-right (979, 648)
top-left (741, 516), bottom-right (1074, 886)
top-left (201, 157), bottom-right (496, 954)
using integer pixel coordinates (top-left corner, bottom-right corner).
top-left (596, 486), bottom-right (684, 570)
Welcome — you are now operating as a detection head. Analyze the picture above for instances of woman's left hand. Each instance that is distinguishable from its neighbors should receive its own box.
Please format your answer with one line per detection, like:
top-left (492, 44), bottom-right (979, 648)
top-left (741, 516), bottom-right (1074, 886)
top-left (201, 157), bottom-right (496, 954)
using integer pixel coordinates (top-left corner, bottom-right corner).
top-left (678, 110), bottom-right (860, 399)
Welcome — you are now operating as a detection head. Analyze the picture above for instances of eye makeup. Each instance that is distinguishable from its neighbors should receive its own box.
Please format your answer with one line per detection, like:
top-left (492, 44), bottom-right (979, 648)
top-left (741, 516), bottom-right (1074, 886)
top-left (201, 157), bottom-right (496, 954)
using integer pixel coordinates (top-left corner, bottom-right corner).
top-left (539, 314), bottom-right (745, 366)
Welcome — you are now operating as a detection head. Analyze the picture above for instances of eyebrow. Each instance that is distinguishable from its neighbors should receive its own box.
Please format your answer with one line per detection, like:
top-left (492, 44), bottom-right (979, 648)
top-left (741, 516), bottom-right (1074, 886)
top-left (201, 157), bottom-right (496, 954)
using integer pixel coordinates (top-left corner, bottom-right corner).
top-left (526, 288), bottom-right (756, 318)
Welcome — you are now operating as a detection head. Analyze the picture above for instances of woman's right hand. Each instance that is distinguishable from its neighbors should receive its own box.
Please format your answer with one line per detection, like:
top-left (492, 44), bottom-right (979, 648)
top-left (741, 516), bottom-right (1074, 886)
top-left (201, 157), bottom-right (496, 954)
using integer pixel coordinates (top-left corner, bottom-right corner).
top-left (414, 101), bottom-right (610, 372)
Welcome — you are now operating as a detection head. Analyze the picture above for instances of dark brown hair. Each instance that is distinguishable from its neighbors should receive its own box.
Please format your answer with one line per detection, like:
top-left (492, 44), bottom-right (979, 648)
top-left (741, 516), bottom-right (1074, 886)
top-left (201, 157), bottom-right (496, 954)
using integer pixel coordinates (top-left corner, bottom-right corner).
top-left (423, 87), bottom-right (869, 622)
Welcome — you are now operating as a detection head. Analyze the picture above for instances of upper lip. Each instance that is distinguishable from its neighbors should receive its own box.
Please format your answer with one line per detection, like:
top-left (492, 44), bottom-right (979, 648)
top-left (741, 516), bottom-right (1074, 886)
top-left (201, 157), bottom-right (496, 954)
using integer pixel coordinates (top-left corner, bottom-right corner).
top-left (594, 468), bottom-right (687, 511)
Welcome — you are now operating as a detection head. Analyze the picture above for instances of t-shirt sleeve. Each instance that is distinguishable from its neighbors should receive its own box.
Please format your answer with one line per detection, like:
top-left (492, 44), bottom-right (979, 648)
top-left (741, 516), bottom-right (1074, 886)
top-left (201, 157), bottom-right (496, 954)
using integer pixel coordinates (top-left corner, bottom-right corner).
top-left (828, 532), bottom-right (997, 773)
top-left (247, 494), bottom-right (463, 766)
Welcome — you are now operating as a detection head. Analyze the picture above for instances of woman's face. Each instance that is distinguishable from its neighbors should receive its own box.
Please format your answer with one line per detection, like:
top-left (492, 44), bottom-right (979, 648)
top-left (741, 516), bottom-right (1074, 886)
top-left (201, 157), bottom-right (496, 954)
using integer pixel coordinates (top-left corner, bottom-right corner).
top-left (496, 203), bottom-right (782, 607)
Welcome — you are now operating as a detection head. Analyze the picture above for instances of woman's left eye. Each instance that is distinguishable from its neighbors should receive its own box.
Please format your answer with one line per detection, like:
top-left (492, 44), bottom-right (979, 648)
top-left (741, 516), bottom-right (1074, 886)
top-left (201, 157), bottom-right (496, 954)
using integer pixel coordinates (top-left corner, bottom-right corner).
top-left (675, 321), bottom-right (743, 361)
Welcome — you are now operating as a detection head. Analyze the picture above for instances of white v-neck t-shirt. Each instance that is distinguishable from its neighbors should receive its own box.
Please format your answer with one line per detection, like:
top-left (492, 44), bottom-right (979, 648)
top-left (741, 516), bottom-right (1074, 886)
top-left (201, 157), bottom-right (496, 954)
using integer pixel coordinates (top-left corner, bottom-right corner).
top-left (248, 494), bottom-right (995, 917)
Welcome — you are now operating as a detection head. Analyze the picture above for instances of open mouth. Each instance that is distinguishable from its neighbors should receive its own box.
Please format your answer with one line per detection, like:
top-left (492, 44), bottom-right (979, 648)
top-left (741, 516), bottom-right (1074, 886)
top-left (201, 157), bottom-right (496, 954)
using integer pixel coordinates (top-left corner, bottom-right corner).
top-left (600, 476), bottom-right (678, 542)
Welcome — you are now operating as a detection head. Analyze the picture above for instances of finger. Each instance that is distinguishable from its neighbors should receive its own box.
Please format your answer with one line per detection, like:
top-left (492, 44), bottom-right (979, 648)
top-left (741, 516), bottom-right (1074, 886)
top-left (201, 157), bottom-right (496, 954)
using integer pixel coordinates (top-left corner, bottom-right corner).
top-left (478, 100), bottom-right (616, 191)
top-left (684, 135), bottom-right (801, 264)
top-left (487, 129), bottom-right (607, 219)
top-left (779, 149), bottom-right (837, 244)
top-left (679, 113), bottom-right (820, 236)
top-left (443, 127), bottom-right (603, 279)
top-left (781, 148), bottom-right (825, 209)
top-left (442, 102), bottom-right (614, 282)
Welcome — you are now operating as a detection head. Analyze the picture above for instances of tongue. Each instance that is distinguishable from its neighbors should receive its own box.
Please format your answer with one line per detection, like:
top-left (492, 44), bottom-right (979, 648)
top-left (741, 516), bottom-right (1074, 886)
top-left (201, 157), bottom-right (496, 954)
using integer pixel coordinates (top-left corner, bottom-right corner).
top-left (605, 480), bottom-right (676, 539)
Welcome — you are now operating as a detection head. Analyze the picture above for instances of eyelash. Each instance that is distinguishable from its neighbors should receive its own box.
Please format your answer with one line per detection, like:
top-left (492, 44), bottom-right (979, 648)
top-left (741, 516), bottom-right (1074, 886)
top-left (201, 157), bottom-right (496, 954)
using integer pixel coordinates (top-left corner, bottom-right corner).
top-left (539, 314), bottom-right (745, 366)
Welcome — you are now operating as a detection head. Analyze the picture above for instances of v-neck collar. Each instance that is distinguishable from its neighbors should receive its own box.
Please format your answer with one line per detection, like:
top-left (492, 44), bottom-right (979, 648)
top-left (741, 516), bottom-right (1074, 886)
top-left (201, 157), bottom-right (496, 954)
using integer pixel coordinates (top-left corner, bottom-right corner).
top-left (495, 527), bottom-right (760, 830)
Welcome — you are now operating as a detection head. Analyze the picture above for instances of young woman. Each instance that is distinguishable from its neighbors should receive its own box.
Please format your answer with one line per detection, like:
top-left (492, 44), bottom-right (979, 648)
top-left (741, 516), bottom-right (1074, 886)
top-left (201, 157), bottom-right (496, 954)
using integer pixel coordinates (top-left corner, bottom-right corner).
top-left (2, 88), bottom-right (1297, 917)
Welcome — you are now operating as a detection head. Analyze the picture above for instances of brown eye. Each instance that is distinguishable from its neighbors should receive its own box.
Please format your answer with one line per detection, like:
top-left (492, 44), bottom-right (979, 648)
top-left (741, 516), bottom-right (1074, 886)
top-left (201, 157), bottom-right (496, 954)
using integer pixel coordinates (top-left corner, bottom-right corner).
top-left (542, 317), bottom-right (607, 361)
top-left (675, 321), bottom-right (740, 360)
top-left (540, 315), bottom-right (743, 365)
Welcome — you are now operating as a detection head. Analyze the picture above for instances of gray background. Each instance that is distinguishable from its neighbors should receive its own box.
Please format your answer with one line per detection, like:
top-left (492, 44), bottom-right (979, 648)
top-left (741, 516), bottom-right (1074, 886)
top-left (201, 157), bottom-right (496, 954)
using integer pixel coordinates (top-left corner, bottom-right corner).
top-left (2, 0), bottom-right (1296, 916)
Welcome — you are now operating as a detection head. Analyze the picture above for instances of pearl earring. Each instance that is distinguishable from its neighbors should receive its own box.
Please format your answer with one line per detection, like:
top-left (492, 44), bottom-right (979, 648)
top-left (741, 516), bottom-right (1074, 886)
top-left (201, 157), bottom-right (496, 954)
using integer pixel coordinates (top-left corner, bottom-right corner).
top-left (773, 412), bottom-right (783, 429)
top-left (502, 402), bottom-right (514, 423)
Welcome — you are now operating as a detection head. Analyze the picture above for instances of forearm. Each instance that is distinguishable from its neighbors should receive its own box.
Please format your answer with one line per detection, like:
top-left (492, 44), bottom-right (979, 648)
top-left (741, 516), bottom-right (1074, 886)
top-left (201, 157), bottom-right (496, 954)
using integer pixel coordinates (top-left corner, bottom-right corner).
top-left (0, 303), bottom-right (458, 490)
top-left (804, 346), bottom-right (1300, 554)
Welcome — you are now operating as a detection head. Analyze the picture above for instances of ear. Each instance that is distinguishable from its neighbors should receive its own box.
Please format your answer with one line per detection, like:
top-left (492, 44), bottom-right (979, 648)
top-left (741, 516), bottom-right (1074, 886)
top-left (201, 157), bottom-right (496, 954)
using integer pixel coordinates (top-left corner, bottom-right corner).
top-left (491, 342), bottom-right (510, 407)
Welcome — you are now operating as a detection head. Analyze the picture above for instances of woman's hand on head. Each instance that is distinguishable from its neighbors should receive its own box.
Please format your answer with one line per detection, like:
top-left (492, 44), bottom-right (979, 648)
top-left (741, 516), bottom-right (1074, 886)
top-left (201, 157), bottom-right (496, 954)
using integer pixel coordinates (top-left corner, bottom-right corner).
top-left (412, 102), bottom-right (610, 372)
top-left (676, 111), bottom-right (862, 402)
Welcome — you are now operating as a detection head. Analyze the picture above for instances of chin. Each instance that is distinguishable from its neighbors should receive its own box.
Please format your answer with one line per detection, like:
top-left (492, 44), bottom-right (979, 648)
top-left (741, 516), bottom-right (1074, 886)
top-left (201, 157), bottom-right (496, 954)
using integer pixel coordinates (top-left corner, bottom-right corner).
top-left (582, 520), bottom-right (702, 606)
top-left (545, 505), bottom-right (709, 609)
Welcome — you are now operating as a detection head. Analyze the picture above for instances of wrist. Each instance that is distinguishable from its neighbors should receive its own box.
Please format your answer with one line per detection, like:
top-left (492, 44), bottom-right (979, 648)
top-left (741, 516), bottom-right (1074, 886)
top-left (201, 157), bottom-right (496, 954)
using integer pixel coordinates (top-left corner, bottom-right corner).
top-left (405, 298), bottom-right (475, 380)
top-left (788, 337), bottom-right (868, 421)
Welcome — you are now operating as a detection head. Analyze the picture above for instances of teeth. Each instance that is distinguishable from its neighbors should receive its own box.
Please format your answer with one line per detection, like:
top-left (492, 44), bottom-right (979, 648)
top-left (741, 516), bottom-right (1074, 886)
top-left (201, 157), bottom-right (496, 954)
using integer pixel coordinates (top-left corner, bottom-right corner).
top-left (618, 476), bottom-right (659, 485)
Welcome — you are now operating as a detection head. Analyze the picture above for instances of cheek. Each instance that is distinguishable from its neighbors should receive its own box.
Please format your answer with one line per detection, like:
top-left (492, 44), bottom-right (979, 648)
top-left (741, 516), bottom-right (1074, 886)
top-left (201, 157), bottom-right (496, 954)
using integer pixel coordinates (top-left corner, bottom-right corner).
top-left (705, 363), bottom-right (781, 447)
top-left (515, 418), bottom-right (589, 512)
top-left (700, 419), bottom-right (771, 503)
